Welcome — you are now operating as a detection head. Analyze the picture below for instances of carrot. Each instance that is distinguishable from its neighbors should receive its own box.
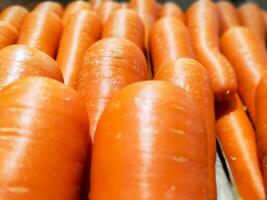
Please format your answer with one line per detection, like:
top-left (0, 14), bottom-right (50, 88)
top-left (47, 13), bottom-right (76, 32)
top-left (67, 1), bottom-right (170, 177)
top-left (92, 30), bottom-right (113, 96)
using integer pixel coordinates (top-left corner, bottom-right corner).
top-left (154, 58), bottom-right (216, 200)
top-left (34, 1), bottom-right (64, 17)
top-left (255, 74), bottom-right (267, 191)
top-left (102, 9), bottom-right (144, 51)
top-left (0, 44), bottom-right (62, 89)
top-left (57, 10), bottom-right (102, 87)
top-left (239, 3), bottom-right (265, 45)
top-left (120, 2), bottom-right (128, 9)
top-left (18, 10), bottom-right (63, 58)
top-left (90, 0), bottom-right (108, 10)
top-left (62, 1), bottom-right (92, 25)
top-left (216, 94), bottom-right (265, 199)
top-left (187, 0), bottom-right (237, 101)
top-left (220, 27), bottom-right (267, 120)
top-left (150, 17), bottom-right (194, 73)
top-left (0, 76), bottom-right (89, 200)
top-left (159, 2), bottom-right (185, 22)
top-left (96, 1), bottom-right (121, 24)
top-left (76, 38), bottom-right (147, 141)
top-left (0, 21), bottom-right (18, 49)
top-left (0, 5), bottom-right (28, 32)
top-left (90, 81), bottom-right (209, 199)
top-left (216, 1), bottom-right (241, 34)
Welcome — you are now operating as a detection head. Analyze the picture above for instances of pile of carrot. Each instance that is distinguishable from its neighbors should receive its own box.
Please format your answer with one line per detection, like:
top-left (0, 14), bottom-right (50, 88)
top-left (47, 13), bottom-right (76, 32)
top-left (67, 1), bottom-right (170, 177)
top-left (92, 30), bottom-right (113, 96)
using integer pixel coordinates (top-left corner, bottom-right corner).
top-left (0, 0), bottom-right (267, 199)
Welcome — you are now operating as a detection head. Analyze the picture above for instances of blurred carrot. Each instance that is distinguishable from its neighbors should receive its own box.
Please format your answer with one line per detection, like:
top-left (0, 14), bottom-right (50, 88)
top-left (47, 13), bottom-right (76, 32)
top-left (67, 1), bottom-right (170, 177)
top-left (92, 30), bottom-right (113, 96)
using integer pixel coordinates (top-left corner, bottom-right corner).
top-left (216, 1), bottom-right (241, 34)
top-left (103, 9), bottom-right (144, 50)
top-left (91, 81), bottom-right (209, 199)
top-left (97, 1), bottom-right (121, 24)
top-left (150, 17), bottom-right (194, 73)
top-left (18, 10), bottom-right (63, 58)
top-left (220, 27), bottom-right (267, 120)
top-left (187, 0), bottom-right (237, 101)
top-left (0, 21), bottom-right (18, 49)
top-left (34, 1), bottom-right (64, 17)
top-left (159, 2), bottom-right (184, 22)
top-left (57, 11), bottom-right (102, 87)
top-left (0, 5), bottom-right (28, 32)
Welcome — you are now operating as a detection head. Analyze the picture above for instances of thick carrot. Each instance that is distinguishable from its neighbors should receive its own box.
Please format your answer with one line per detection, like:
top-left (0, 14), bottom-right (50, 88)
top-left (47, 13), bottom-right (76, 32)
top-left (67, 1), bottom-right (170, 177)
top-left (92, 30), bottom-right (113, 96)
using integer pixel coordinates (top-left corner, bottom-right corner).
top-left (216, 94), bottom-right (265, 199)
top-left (62, 1), bottom-right (92, 25)
top-left (76, 38), bottom-right (147, 141)
top-left (239, 3), bottom-right (265, 45)
top-left (90, 0), bottom-right (108, 10)
top-left (150, 17), bottom-right (194, 73)
top-left (102, 9), bottom-right (144, 50)
top-left (90, 81), bottom-right (209, 200)
top-left (216, 1), bottom-right (241, 34)
top-left (0, 21), bottom-right (18, 49)
top-left (0, 5), bottom-right (28, 32)
top-left (57, 10), bottom-right (102, 87)
top-left (220, 27), bottom-right (267, 120)
top-left (154, 58), bottom-right (216, 200)
top-left (255, 74), bottom-right (267, 191)
top-left (0, 76), bottom-right (89, 200)
top-left (187, 0), bottom-right (237, 101)
top-left (159, 2), bottom-right (185, 22)
top-left (34, 1), bottom-right (64, 17)
top-left (0, 44), bottom-right (62, 89)
top-left (18, 10), bottom-right (63, 58)
top-left (96, 1), bottom-right (121, 24)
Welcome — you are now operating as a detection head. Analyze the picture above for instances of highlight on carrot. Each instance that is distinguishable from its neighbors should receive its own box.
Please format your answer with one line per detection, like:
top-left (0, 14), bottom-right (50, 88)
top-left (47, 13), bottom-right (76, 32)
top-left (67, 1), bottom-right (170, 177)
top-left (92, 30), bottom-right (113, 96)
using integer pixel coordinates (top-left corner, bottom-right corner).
top-left (57, 10), bottom-right (102, 88)
top-left (0, 76), bottom-right (89, 200)
top-left (216, 94), bottom-right (265, 200)
top-left (239, 2), bottom-right (266, 45)
top-left (102, 9), bottom-right (145, 50)
top-left (159, 2), bottom-right (185, 22)
top-left (220, 27), bottom-right (267, 120)
top-left (90, 0), bottom-right (108, 10)
top-left (18, 10), bottom-right (63, 58)
top-left (154, 58), bottom-right (216, 200)
top-left (216, 1), bottom-right (241, 34)
top-left (187, 0), bottom-right (237, 101)
top-left (255, 73), bottom-right (267, 191)
top-left (76, 37), bottom-right (147, 141)
top-left (33, 1), bottom-right (64, 17)
top-left (62, 0), bottom-right (92, 25)
top-left (150, 17), bottom-right (194, 73)
top-left (90, 81), bottom-right (209, 199)
top-left (96, 1), bottom-right (121, 24)
top-left (0, 5), bottom-right (29, 32)
top-left (0, 44), bottom-right (62, 89)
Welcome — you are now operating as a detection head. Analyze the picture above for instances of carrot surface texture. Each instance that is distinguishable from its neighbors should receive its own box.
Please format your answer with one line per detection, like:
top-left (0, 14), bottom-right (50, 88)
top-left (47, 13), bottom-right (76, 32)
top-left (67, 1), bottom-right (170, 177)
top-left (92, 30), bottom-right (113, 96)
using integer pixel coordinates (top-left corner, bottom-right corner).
top-left (76, 37), bottom-right (147, 141)
top-left (57, 10), bottom-right (102, 87)
top-left (216, 94), bottom-right (265, 199)
top-left (154, 58), bottom-right (216, 200)
top-left (90, 81), bottom-right (209, 200)
top-left (0, 76), bottom-right (89, 200)
top-left (187, 0), bottom-right (237, 101)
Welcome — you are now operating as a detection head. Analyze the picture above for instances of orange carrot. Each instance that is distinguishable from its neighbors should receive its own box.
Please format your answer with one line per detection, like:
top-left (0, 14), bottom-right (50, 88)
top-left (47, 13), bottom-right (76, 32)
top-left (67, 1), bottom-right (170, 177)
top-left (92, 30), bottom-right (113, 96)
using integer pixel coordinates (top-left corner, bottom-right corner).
top-left (34, 1), bottom-right (64, 17)
top-left (0, 21), bottom-right (18, 49)
top-left (154, 58), bottom-right (216, 200)
top-left (18, 10), bottom-right (63, 58)
top-left (159, 2), bottom-right (185, 22)
top-left (150, 17), bottom-right (194, 73)
top-left (216, 94), bottom-right (265, 199)
top-left (76, 38), bottom-right (147, 141)
top-left (187, 0), bottom-right (237, 101)
top-left (90, 81), bottom-right (209, 199)
top-left (62, 1), bottom-right (92, 25)
top-left (102, 9), bottom-right (144, 50)
top-left (216, 1), bottom-right (241, 34)
top-left (220, 27), bottom-right (267, 120)
top-left (57, 10), bottom-right (102, 87)
top-left (0, 44), bottom-right (62, 89)
top-left (0, 76), bottom-right (89, 200)
top-left (96, 1), bottom-right (121, 24)
top-left (0, 5), bottom-right (29, 32)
